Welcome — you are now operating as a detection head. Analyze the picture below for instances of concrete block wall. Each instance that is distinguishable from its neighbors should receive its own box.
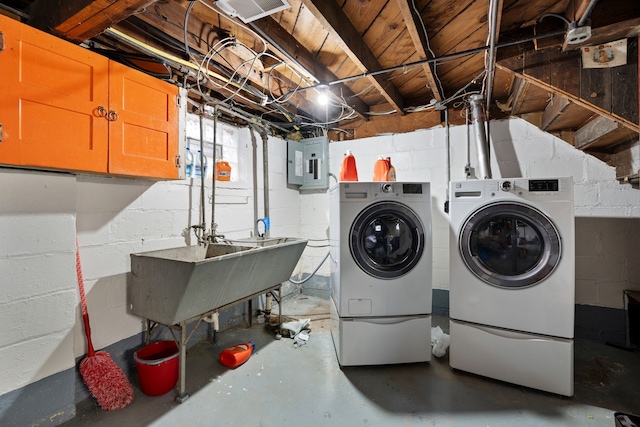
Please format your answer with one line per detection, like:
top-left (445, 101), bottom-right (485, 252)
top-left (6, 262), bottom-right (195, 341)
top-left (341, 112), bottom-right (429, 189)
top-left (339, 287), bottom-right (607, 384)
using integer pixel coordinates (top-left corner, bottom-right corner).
top-left (0, 123), bottom-right (303, 426)
top-left (0, 170), bottom-right (77, 426)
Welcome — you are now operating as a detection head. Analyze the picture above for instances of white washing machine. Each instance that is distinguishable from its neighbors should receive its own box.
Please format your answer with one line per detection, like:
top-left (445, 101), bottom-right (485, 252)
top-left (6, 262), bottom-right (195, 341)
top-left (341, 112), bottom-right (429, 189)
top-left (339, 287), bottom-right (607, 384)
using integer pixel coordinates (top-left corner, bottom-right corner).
top-left (448, 177), bottom-right (575, 396)
top-left (329, 182), bottom-right (432, 366)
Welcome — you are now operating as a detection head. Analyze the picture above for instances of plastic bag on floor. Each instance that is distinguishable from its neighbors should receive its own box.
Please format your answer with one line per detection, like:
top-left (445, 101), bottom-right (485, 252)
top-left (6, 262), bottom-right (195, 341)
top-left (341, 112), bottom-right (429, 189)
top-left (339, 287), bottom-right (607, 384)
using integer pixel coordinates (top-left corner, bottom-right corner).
top-left (281, 318), bottom-right (311, 338)
top-left (431, 326), bottom-right (450, 357)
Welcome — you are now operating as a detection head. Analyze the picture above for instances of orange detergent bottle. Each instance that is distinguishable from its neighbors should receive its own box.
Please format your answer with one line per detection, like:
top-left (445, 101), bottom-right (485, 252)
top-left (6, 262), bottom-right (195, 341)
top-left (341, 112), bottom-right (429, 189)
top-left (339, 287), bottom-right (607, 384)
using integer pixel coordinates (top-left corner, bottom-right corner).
top-left (219, 341), bottom-right (255, 368)
top-left (386, 157), bottom-right (396, 181)
top-left (215, 161), bottom-right (232, 181)
top-left (372, 156), bottom-right (390, 181)
top-left (339, 150), bottom-right (358, 181)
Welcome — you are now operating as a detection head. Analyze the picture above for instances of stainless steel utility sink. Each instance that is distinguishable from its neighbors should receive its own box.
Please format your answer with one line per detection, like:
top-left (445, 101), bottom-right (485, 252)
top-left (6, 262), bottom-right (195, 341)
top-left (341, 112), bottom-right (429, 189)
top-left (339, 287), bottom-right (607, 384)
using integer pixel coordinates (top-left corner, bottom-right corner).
top-left (130, 238), bottom-right (307, 325)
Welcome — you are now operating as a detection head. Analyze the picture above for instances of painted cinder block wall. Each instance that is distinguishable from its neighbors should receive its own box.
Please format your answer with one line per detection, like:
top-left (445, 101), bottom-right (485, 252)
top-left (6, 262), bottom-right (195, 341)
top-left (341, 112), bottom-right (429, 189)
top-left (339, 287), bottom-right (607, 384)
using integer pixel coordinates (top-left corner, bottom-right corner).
top-left (0, 123), bottom-right (304, 426)
top-left (320, 118), bottom-right (640, 339)
top-left (0, 117), bottom-right (638, 426)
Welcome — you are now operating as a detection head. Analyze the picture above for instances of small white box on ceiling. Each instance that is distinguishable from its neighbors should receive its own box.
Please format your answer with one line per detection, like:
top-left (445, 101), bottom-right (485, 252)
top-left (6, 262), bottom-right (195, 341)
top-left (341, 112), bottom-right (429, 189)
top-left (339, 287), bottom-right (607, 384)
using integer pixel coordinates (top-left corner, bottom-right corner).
top-left (215, 0), bottom-right (291, 23)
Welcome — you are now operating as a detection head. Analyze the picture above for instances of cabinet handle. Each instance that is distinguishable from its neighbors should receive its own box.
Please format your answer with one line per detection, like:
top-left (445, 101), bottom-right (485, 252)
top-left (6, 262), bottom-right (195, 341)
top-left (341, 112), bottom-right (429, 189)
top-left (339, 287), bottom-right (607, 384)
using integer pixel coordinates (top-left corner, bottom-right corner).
top-left (108, 110), bottom-right (119, 122)
top-left (97, 106), bottom-right (107, 118)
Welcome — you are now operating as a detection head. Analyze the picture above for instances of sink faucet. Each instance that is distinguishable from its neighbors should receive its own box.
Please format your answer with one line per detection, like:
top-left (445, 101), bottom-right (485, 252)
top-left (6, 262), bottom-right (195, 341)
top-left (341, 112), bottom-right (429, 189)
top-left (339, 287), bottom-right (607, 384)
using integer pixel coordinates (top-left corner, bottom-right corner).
top-left (256, 217), bottom-right (270, 238)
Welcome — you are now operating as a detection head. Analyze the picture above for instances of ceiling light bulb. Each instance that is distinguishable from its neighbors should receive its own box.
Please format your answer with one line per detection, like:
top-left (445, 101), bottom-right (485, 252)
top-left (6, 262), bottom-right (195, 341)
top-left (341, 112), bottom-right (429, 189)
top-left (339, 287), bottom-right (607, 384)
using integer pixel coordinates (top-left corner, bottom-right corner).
top-left (316, 84), bottom-right (329, 105)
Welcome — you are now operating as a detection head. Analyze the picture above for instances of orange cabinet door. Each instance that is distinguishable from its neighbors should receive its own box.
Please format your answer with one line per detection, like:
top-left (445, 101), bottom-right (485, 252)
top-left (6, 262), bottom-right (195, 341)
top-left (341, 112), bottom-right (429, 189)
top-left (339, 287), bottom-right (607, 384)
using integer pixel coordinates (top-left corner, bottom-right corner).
top-left (107, 60), bottom-right (179, 179)
top-left (0, 14), bottom-right (109, 173)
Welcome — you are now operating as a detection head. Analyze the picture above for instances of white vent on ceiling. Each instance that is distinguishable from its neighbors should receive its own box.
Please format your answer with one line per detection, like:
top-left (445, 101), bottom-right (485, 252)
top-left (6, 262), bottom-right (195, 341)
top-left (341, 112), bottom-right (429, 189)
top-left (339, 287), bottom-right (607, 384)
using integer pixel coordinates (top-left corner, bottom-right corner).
top-left (215, 0), bottom-right (291, 23)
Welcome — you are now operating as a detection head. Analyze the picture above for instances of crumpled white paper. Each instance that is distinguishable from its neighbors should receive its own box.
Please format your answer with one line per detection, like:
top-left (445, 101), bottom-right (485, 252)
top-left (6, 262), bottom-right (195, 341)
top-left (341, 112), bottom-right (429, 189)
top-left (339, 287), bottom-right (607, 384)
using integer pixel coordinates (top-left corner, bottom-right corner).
top-left (430, 326), bottom-right (450, 357)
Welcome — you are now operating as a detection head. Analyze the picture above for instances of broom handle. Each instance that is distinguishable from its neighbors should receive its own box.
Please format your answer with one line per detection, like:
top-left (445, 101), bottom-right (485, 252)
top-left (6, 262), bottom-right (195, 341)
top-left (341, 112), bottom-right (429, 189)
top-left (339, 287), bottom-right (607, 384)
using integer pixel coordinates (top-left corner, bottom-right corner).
top-left (75, 238), bottom-right (96, 358)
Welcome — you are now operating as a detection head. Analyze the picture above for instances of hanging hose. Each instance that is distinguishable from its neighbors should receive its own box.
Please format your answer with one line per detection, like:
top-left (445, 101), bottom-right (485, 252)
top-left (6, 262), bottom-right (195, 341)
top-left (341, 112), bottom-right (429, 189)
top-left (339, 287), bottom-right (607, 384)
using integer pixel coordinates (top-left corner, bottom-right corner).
top-left (288, 251), bottom-right (330, 285)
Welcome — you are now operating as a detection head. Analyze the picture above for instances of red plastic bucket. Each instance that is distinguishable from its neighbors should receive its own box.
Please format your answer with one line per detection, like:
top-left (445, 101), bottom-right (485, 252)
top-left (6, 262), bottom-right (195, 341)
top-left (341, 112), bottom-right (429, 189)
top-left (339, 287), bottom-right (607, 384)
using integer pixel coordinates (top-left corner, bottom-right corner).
top-left (134, 341), bottom-right (179, 396)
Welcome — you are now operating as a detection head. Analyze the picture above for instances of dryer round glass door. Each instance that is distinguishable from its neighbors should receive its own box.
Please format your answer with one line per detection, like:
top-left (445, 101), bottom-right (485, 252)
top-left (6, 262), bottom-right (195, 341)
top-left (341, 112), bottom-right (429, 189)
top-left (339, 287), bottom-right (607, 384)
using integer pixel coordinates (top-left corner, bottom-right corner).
top-left (350, 201), bottom-right (425, 279)
top-left (459, 202), bottom-right (561, 288)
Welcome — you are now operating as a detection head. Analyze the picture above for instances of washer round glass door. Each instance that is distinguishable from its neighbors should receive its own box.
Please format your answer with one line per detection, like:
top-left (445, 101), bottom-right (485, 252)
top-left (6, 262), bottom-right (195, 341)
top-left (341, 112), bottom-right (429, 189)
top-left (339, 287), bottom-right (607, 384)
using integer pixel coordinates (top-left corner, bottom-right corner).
top-left (350, 201), bottom-right (425, 279)
top-left (459, 202), bottom-right (561, 288)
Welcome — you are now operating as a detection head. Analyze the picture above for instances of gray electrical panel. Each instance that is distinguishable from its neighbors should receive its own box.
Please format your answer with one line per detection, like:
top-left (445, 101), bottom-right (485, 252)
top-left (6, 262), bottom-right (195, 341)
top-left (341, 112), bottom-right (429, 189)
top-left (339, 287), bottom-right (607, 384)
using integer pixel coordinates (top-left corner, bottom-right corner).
top-left (287, 136), bottom-right (329, 191)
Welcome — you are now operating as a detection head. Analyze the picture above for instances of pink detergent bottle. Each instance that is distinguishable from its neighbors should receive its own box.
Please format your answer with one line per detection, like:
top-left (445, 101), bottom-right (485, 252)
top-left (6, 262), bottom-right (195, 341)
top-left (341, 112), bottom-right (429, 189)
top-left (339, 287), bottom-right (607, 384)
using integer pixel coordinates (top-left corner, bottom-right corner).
top-left (219, 341), bottom-right (255, 368)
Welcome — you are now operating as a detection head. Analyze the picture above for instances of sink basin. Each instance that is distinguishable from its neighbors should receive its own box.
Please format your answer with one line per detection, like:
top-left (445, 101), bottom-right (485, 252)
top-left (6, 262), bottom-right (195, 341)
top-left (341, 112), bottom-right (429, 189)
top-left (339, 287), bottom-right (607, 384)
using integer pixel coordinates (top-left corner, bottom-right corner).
top-left (130, 238), bottom-right (307, 325)
top-left (226, 237), bottom-right (296, 247)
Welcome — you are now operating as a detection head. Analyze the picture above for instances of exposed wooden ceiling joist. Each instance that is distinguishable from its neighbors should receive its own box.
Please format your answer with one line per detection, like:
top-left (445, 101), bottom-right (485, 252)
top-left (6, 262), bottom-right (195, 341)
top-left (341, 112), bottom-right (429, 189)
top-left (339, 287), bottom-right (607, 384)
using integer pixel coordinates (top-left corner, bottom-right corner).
top-left (29, 0), bottom-right (155, 40)
top-left (300, 0), bottom-right (405, 115)
top-left (497, 62), bottom-right (639, 133)
top-left (249, 15), bottom-right (370, 120)
top-left (395, 0), bottom-right (442, 102)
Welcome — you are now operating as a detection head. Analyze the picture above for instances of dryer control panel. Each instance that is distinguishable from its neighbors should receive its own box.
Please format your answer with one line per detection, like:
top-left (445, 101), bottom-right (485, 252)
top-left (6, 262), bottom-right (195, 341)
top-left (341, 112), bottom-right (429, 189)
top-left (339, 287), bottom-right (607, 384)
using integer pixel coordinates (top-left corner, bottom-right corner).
top-left (528, 179), bottom-right (559, 192)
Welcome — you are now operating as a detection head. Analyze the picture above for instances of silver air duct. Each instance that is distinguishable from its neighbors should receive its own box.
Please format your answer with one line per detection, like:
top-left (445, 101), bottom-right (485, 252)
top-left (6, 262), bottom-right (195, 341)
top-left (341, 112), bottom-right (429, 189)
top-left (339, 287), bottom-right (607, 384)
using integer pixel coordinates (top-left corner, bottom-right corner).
top-left (469, 94), bottom-right (492, 179)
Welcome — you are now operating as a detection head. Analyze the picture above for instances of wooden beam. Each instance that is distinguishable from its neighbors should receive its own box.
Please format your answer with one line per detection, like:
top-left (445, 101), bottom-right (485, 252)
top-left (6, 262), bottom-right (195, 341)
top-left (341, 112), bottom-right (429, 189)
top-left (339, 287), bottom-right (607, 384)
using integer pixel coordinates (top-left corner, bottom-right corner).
top-left (541, 95), bottom-right (571, 130)
top-left (496, 63), bottom-right (639, 133)
top-left (300, 0), bottom-right (405, 114)
top-left (511, 77), bottom-right (529, 114)
top-left (395, 0), bottom-right (442, 102)
top-left (250, 16), bottom-right (369, 120)
top-left (343, 109), bottom-right (443, 139)
top-left (575, 115), bottom-right (639, 151)
top-left (29, 0), bottom-right (157, 41)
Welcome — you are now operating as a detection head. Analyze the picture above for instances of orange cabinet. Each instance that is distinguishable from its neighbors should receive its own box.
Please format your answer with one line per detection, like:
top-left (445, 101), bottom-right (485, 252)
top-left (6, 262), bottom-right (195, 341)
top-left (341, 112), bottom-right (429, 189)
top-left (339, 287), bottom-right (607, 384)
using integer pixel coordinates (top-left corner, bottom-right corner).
top-left (0, 14), bottom-right (180, 179)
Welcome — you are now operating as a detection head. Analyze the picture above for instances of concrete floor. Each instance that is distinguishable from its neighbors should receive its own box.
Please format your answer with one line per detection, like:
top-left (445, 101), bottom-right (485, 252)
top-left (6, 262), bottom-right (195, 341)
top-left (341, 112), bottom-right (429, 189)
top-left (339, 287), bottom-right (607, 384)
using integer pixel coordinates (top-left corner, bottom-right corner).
top-left (62, 294), bottom-right (640, 427)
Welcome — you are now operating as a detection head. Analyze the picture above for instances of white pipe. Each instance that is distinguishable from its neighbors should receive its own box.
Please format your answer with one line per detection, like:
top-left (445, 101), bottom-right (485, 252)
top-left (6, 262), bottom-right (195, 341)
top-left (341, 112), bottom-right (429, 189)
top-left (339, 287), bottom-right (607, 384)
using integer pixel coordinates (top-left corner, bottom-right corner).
top-left (445, 108), bottom-right (450, 201)
top-left (204, 311), bottom-right (219, 328)
top-left (249, 127), bottom-right (260, 237)
top-left (259, 129), bottom-right (270, 239)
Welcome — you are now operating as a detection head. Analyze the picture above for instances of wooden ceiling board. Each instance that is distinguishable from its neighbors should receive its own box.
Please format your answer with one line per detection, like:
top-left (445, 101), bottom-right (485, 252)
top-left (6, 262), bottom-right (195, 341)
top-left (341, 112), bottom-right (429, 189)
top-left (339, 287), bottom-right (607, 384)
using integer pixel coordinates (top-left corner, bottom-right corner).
top-left (316, 44), bottom-right (350, 76)
top-left (376, 33), bottom-right (418, 70)
top-left (273, 0), bottom-right (301, 35)
top-left (420, 0), bottom-right (478, 37)
top-left (543, 101), bottom-right (593, 132)
top-left (341, 0), bottom-right (387, 34)
top-left (435, 34), bottom-right (486, 78)
top-left (291, 6), bottom-right (328, 54)
top-left (317, 34), bottom-right (358, 79)
top-left (300, 0), bottom-right (406, 112)
top-left (499, 0), bottom-right (569, 32)
top-left (513, 84), bottom-right (551, 114)
top-left (391, 67), bottom-right (430, 98)
top-left (492, 66), bottom-right (514, 99)
top-left (438, 55), bottom-right (485, 92)
top-left (545, 102), bottom-right (595, 132)
top-left (427, 0), bottom-right (489, 59)
top-left (362, 1), bottom-right (405, 58)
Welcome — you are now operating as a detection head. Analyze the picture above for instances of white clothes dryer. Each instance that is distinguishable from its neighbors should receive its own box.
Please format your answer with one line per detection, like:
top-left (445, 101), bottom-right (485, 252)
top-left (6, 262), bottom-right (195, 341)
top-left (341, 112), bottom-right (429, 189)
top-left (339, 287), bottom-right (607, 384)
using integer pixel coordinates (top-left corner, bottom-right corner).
top-left (448, 178), bottom-right (575, 396)
top-left (330, 182), bottom-right (432, 366)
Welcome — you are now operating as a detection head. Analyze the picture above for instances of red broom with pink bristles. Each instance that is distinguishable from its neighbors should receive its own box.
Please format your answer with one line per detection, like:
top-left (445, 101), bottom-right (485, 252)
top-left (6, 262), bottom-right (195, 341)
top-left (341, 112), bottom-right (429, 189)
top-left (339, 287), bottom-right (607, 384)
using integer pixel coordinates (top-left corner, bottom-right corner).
top-left (75, 238), bottom-right (134, 411)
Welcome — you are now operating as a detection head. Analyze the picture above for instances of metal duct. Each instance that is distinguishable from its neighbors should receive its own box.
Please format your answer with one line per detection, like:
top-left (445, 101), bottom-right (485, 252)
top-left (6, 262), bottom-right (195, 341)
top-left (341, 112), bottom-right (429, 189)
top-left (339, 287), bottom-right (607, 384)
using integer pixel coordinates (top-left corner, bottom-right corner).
top-left (469, 94), bottom-right (492, 179)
